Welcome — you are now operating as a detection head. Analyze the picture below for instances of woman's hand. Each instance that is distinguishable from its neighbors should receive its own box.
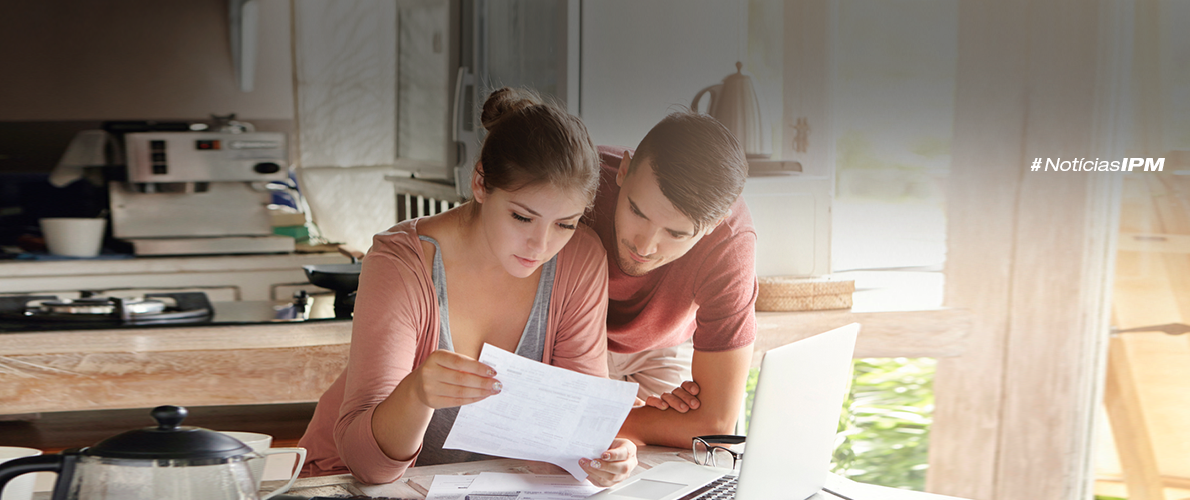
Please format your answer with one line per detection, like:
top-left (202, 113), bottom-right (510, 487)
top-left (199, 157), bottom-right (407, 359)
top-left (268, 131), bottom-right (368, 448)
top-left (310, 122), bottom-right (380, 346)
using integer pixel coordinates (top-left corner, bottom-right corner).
top-left (580, 438), bottom-right (637, 487)
top-left (407, 350), bottom-right (502, 409)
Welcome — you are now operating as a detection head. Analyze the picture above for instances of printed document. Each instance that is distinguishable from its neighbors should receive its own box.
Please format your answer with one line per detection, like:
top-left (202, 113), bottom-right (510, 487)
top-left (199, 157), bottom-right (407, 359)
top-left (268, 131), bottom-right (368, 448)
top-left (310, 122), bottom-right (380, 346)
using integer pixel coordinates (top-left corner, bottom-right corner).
top-left (443, 344), bottom-right (638, 480)
top-left (421, 472), bottom-right (602, 500)
top-left (424, 475), bottom-right (478, 500)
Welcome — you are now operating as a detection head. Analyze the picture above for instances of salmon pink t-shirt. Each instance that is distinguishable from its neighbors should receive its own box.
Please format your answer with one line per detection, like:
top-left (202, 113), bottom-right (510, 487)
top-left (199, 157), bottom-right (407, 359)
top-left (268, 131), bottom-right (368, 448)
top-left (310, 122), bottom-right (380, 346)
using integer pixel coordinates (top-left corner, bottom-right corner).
top-left (589, 146), bottom-right (758, 354)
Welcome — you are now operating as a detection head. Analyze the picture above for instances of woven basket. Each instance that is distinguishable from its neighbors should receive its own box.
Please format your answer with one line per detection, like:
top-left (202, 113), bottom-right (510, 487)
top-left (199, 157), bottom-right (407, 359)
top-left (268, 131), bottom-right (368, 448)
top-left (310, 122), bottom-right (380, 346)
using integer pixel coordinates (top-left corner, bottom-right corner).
top-left (756, 276), bottom-right (855, 312)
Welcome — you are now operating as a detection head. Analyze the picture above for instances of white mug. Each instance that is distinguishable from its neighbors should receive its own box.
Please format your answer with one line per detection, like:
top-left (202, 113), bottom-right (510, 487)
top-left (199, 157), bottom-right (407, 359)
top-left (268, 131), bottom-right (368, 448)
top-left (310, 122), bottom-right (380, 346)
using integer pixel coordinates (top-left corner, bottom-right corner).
top-left (39, 218), bottom-right (106, 258)
top-left (0, 447), bottom-right (42, 500)
top-left (219, 431), bottom-right (306, 499)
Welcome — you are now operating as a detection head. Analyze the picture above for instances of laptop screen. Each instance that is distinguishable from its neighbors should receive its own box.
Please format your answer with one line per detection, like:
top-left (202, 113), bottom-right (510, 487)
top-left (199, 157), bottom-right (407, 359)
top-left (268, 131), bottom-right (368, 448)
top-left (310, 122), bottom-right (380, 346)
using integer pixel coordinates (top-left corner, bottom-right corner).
top-left (735, 323), bottom-right (859, 500)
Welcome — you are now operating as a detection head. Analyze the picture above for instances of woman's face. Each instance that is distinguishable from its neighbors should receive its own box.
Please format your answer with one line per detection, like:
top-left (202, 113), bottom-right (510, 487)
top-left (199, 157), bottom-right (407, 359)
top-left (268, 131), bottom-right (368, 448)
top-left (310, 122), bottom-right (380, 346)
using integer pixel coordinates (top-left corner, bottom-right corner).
top-left (473, 181), bottom-right (588, 279)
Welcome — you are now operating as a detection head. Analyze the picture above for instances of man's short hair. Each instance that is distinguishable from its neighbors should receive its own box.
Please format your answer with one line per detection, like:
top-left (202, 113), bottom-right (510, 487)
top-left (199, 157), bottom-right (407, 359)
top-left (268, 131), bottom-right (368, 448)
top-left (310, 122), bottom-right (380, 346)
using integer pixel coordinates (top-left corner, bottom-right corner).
top-left (629, 111), bottom-right (749, 233)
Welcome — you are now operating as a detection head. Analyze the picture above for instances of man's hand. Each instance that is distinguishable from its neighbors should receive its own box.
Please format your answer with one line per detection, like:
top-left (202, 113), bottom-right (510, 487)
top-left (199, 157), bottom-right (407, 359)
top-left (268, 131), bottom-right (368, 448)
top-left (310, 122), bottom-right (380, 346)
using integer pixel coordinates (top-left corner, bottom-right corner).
top-left (580, 438), bottom-right (637, 487)
top-left (618, 347), bottom-right (751, 448)
top-left (643, 381), bottom-right (701, 413)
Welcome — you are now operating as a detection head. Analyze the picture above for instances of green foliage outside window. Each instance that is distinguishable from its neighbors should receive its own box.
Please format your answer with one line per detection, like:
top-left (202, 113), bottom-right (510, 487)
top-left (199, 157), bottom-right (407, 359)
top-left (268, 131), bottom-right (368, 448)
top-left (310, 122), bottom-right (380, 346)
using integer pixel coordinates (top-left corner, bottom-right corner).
top-left (743, 357), bottom-right (936, 491)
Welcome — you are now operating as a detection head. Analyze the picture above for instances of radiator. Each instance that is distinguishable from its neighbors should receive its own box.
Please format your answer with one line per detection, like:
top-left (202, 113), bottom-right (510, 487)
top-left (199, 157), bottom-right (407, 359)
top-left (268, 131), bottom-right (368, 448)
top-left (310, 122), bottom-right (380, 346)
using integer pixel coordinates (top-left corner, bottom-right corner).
top-left (396, 194), bottom-right (462, 222)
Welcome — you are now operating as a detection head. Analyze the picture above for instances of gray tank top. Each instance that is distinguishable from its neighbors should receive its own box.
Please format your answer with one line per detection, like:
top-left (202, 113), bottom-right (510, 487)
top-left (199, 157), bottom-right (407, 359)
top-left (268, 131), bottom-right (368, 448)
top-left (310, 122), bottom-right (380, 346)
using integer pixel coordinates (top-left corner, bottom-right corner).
top-left (414, 235), bottom-right (554, 466)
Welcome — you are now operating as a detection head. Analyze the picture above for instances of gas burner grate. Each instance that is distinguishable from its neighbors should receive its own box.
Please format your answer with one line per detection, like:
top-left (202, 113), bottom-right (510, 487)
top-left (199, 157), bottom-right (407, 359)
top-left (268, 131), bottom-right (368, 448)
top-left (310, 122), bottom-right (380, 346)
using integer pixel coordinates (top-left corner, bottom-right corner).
top-left (0, 292), bottom-right (213, 325)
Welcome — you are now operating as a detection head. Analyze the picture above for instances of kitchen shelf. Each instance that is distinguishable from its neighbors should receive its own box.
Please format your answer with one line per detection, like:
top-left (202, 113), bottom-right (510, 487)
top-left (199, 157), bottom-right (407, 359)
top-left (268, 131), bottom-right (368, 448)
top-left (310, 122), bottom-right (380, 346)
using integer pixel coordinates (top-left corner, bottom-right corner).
top-left (747, 159), bottom-right (803, 176)
top-left (0, 252), bottom-right (346, 301)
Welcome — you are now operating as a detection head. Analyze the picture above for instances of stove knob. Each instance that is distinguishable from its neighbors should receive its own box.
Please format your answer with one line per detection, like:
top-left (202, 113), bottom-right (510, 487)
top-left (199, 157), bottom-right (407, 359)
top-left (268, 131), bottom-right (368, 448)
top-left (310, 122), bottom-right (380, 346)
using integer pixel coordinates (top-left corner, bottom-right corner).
top-left (112, 297), bottom-right (134, 321)
top-left (254, 162), bottom-right (282, 175)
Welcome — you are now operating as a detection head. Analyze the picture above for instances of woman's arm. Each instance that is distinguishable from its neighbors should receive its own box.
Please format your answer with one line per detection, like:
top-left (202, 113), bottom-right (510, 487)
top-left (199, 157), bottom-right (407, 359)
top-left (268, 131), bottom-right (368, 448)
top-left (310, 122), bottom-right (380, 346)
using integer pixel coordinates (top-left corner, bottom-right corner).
top-left (371, 349), bottom-right (501, 462)
top-left (330, 236), bottom-right (430, 483)
top-left (334, 231), bottom-right (503, 483)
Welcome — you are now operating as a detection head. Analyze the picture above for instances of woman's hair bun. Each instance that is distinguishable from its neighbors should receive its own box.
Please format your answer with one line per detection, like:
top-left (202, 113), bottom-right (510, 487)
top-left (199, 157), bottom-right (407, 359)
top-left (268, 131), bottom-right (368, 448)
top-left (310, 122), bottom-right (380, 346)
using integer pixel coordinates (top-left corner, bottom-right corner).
top-left (481, 87), bottom-right (545, 132)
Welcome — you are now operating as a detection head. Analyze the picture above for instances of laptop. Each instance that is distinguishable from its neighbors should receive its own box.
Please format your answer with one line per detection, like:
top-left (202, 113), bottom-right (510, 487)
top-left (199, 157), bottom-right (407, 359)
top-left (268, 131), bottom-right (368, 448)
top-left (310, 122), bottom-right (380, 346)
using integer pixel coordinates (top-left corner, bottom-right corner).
top-left (588, 323), bottom-right (860, 500)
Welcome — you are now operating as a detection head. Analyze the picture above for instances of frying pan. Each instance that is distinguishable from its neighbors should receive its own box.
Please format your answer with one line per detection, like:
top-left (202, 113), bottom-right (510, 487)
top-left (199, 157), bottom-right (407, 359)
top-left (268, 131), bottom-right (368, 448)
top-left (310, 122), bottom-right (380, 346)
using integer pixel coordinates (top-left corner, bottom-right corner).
top-left (302, 263), bottom-right (361, 293)
top-left (302, 245), bottom-right (365, 290)
top-left (303, 246), bottom-right (365, 318)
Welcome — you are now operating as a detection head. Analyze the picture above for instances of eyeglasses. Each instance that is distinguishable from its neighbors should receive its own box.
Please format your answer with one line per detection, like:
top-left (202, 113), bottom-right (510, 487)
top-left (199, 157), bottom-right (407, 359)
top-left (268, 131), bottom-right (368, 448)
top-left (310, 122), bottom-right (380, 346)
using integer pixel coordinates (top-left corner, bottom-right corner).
top-left (692, 435), bottom-right (745, 469)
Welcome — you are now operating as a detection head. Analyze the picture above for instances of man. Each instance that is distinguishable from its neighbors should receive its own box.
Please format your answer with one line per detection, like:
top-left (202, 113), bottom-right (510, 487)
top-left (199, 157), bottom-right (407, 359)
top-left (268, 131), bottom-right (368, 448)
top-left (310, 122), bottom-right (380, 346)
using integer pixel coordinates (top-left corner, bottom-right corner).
top-left (587, 111), bottom-right (757, 449)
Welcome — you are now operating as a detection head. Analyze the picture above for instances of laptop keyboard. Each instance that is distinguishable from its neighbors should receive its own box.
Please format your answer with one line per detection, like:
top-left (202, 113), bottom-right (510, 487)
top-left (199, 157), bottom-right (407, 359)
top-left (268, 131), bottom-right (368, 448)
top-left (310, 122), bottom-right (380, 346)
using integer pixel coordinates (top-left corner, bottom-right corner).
top-left (680, 475), bottom-right (738, 500)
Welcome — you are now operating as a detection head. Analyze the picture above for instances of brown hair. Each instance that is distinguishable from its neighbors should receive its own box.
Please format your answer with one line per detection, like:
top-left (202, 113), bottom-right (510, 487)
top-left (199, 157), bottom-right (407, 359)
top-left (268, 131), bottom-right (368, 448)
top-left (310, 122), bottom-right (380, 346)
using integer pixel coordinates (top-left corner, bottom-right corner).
top-left (471, 87), bottom-right (599, 210)
top-left (628, 111), bottom-right (748, 233)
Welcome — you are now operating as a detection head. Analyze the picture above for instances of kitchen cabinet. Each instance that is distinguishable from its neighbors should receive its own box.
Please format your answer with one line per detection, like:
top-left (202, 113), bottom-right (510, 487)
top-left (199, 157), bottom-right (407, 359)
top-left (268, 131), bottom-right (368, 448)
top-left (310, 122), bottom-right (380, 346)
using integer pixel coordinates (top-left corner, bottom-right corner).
top-left (0, 252), bottom-right (346, 302)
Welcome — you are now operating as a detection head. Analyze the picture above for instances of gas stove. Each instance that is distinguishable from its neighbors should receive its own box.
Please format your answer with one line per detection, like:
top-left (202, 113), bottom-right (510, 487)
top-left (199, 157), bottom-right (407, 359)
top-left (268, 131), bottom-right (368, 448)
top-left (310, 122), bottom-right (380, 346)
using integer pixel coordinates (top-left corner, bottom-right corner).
top-left (0, 291), bottom-right (340, 333)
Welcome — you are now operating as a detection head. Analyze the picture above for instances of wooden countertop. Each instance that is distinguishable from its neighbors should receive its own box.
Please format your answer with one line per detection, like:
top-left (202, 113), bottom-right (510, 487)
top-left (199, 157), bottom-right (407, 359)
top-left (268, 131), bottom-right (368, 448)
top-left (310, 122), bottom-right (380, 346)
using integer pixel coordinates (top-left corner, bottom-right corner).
top-left (0, 308), bottom-right (967, 358)
top-left (753, 308), bottom-right (970, 366)
top-left (0, 307), bottom-right (968, 415)
top-left (0, 320), bottom-right (353, 415)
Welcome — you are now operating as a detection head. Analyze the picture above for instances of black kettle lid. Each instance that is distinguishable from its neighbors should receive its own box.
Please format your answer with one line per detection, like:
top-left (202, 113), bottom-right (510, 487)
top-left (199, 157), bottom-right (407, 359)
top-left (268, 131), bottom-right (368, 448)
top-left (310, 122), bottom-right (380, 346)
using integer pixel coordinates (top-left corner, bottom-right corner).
top-left (87, 405), bottom-right (254, 460)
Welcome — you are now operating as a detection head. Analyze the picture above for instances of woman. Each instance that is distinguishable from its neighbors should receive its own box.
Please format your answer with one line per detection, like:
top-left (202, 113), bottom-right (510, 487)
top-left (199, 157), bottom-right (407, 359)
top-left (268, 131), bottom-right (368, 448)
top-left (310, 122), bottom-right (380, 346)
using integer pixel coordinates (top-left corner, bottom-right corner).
top-left (297, 88), bottom-right (636, 486)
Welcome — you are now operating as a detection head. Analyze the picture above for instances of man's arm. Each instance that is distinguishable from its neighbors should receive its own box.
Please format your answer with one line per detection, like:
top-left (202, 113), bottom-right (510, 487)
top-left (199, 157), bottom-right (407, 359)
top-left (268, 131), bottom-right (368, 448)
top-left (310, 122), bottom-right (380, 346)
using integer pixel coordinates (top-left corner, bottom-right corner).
top-left (617, 345), bottom-right (752, 448)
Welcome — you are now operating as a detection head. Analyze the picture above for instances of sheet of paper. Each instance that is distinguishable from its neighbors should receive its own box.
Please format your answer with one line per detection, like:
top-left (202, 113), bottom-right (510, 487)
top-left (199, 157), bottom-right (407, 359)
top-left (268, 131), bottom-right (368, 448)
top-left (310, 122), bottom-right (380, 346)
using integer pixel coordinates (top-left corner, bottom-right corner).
top-left (443, 343), bottom-right (639, 480)
top-left (468, 472), bottom-right (602, 498)
top-left (423, 474), bottom-right (478, 500)
top-left (415, 473), bottom-right (601, 500)
top-left (356, 475), bottom-right (439, 499)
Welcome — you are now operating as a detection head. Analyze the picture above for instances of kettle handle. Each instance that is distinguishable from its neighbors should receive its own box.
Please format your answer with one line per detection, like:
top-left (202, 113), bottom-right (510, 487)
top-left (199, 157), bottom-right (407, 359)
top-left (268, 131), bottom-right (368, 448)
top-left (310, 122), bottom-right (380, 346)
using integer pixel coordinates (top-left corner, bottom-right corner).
top-left (0, 455), bottom-right (60, 493)
top-left (691, 84), bottom-right (722, 114)
top-left (0, 452), bottom-right (79, 500)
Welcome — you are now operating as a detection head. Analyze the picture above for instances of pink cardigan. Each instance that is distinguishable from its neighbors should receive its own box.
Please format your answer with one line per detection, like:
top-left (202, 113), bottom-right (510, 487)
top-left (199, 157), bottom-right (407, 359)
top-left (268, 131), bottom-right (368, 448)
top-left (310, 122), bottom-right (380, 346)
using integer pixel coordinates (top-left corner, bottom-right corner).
top-left (298, 218), bottom-right (610, 483)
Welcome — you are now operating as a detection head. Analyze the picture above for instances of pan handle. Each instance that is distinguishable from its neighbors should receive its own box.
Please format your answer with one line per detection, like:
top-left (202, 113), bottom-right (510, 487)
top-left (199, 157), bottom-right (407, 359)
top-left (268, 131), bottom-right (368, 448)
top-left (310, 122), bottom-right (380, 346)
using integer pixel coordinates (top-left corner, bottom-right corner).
top-left (337, 245), bottom-right (365, 264)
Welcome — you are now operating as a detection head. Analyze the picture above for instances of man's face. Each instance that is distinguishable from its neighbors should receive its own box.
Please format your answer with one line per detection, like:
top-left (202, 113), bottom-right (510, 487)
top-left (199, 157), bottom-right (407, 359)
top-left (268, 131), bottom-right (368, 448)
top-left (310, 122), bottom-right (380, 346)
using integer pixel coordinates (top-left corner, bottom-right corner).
top-left (612, 153), bottom-right (715, 276)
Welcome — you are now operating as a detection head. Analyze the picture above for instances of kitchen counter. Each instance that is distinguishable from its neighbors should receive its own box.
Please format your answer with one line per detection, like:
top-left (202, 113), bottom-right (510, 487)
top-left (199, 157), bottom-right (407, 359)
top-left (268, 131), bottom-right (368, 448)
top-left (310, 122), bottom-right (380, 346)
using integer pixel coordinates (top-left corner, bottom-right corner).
top-left (752, 308), bottom-right (970, 366)
top-left (0, 307), bottom-right (969, 415)
top-left (0, 252), bottom-right (348, 301)
top-left (0, 319), bottom-right (352, 415)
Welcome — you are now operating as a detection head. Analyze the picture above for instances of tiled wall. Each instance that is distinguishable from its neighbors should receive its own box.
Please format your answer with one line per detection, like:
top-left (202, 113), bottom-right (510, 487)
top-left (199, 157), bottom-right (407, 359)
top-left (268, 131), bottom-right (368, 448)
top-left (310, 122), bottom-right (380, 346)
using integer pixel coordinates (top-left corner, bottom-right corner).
top-left (292, 1), bottom-right (400, 252)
